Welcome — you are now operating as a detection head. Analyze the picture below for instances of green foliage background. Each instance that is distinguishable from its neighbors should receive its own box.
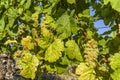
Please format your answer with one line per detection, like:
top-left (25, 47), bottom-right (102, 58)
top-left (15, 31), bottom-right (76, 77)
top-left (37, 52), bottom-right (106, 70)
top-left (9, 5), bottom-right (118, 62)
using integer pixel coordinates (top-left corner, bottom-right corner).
top-left (0, 0), bottom-right (120, 79)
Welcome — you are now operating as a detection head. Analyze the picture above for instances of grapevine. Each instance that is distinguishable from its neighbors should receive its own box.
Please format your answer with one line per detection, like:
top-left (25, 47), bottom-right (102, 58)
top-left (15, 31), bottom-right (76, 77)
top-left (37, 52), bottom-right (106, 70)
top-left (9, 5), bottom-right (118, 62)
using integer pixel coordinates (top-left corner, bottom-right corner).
top-left (0, 0), bottom-right (120, 80)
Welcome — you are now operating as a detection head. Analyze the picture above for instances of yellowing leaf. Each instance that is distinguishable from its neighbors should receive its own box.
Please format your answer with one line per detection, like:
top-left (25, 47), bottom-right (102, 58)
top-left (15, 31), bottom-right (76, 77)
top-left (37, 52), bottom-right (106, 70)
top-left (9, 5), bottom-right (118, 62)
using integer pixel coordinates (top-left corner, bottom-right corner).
top-left (65, 40), bottom-right (83, 61)
top-left (14, 50), bottom-right (39, 79)
top-left (21, 36), bottom-right (35, 50)
top-left (37, 38), bottom-right (50, 49)
top-left (41, 27), bottom-right (51, 37)
top-left (41, 14), bottom-right (55, 29)
top-left (40, 15), bottom-right (54, 39)
top-left (31, 28), bottom-right (37, 38)
top-left (4, 40), bottom-right (17, 45)
top-left (76, 63), bottom-right (96, 80)
top-left (45, 39), bottom-right (64, 63)
top-left (76, 63), bottom-right (103, 80)
top-left (43, 14), bottom-right (55, 28)
top-left (76, 63), bottom-right (93, 75)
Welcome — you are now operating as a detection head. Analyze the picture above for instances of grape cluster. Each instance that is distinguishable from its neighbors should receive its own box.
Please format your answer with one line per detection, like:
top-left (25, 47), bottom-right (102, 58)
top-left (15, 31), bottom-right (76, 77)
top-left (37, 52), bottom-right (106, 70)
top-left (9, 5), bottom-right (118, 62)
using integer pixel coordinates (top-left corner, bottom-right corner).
top-left (83, 39), bottom-right (98, 66)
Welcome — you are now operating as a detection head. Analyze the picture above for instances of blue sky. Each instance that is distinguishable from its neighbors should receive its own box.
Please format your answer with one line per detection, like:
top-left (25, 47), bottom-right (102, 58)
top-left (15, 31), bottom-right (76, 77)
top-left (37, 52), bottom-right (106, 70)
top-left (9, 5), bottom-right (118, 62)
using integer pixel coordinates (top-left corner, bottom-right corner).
top-left (94, 20), bottom-right (111, 34)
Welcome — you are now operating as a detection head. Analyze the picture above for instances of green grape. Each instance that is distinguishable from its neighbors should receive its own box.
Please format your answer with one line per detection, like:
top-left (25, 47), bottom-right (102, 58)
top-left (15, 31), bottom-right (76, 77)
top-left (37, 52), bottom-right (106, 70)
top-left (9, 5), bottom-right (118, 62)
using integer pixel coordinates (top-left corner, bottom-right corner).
top-left (83, 39), bottom-right (98, 66)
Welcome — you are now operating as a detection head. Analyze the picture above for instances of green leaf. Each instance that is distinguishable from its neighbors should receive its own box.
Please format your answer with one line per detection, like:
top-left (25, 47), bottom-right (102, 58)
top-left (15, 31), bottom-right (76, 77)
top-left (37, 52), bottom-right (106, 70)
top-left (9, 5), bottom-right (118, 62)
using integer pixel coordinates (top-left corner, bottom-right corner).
top-left (0, 16), bottom-right (5, 32)
top-left (32, 12), bottom-right (39, 27)
top-left (34, 6), bottom-right (42, 12)
top-left (111, 69), bottom-right (120, 80)
top-left (24, 0), bottom-right (31, 10)
top-left (101, 7), bottom-right (111, 18)
top-left (48, 0), bottom-right (60, 3)
top-left (56, 12), bottom-right (79, 39)
top-left (21, 10), bottom-right (32, 22)
top-left (56, 12), bottom-right (71, 39)
top-left (60, 55), bottom-right (70, 65)
top-left (86, 29), bottom-right (93, 39)
top-left (6, 7), bottom-right (18, 18)
top-left (103, 0), bottom-right (120, 12)
top-left (65, 40), bottom-right (83, 61)
top-left (56, 65), bottom-right (66, 74)
top-left (83, 9), bottom-right (90, 15)
top-left (100, 48), bottom-right (109, 55)
top-left (19, 0), bottom-right (26, 5)
top-left (67, 0), bottom-right (76, 4)
top-left (43, 3), bottom-right (56, 15)
top-left (45, 64), bottom-right (57, 72)
top-left (5, 7), bottom-right (18, 29)
top-left (98, 39), bottom-right (106, 46)
top-left (70, 16), bottom-right (80, 34)
top-left (6, 17), bottom-right (15, 28)
top-left (78, 9), bottom-right (90, 18)
top-left (45, 39), bottom-right (64, 63)
top-left (109, 52), bottom-right (120, 70)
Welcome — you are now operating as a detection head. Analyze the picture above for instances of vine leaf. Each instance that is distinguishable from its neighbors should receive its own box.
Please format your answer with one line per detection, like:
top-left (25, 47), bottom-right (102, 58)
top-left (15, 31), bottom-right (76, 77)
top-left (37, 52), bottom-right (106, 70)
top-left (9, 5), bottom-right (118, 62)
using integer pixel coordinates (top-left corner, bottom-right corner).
top-left (45, 39), bottom-right (64, 63)
top-left (56, 12), bottom-right (71, 39)
top-left (14, 50), bottom-right (39, 79)
top-left (109, 52), bottom-right (120, 70)
top-left (4, 40), bottom-right (17, 45)
top-left (6, 7), bottom-right (18, 29)
top-left (56, 12), bottom-right (80, 39)
top-left (60, 55), bottom-right (71, 65)
top-left (111, 69), bottom-right (120, 80)
top-left (76, 63), bottom-right (97, 80)
top-left (32, 12), bottom-right (39, 27)
top-left (103, 0), bottom-right (120, 12)
top-left (65, 40), bottom-right (83, 61)
top-left (45, 64), bottom-right (57, 72)
top-left (109, 52), bottom-right (120, 80)
top-left (0, 16), bottom-right (5, 32)
top-left (67, 0), bottom-right (76, 4)
top-left (31, 28), bottom-right (37, 38)
top-left (37, 38), bottom-right (50, 49)
top-left (76, 63), bottom-right (104, 80)
top-left (21, 36), bottom-right (35, 50)
top-left (24, 0), bottom-right (31, 10)
top-left (40, 14), bottom-right (54, 39)
top-left (86, 29), bottom-right (93, 39)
